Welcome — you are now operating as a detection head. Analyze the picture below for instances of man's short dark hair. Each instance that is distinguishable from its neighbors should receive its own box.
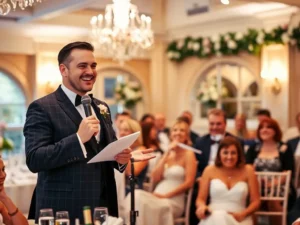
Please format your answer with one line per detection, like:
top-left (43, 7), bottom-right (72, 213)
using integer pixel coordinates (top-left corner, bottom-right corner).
top-left (58, 42), bottom-right (94, 66)
top-left (115, 111), bottom-right (131, 120)
top-left (256, 109), bottom-right (271, 117)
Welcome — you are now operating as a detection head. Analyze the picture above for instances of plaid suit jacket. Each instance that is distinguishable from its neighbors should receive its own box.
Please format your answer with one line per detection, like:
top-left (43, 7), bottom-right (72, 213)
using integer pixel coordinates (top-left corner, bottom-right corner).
top-left (24, 86), bottom-right (122, 224)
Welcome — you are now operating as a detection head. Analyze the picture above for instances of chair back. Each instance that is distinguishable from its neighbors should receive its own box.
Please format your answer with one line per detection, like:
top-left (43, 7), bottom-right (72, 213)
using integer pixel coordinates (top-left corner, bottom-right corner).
top-left (255, 171), bottom-right (291, 225)
top-left (174, 185), bottom-right (194, 225)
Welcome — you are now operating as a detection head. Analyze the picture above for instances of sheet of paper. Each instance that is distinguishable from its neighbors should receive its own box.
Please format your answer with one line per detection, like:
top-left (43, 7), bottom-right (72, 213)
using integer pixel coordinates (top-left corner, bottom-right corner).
top-left (88, 131), bottom-right (140, 164)
top-left (177, 143), bottom-right (202, 155)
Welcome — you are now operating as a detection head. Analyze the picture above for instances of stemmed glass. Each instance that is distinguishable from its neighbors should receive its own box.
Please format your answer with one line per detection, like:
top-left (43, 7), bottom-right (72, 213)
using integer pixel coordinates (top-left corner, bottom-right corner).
top-left (94, 207), bottom-right (108, 225)
top-left (39, 208), bottom-right (54, 225)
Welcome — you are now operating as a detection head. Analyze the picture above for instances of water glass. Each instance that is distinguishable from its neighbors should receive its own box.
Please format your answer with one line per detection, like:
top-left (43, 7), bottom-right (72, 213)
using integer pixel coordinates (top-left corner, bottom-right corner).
top-left (55, 211), bottom-right (70, 225)
top-left (94, 207), bottom-right (108, 225)
top-left (39, 208), bottom-right (54, 225)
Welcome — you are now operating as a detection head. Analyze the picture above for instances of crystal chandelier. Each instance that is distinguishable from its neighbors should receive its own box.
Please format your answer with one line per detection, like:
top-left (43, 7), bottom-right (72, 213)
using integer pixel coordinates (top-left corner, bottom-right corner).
top-left (0, 0), bottom-right (42, 15)
top-left (90, 0), bottom-right (154, 64)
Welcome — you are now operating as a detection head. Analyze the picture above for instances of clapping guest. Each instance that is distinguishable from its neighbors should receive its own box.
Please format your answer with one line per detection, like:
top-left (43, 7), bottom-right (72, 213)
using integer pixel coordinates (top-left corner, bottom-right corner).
top-left (123, 119), bottom-right (197, 225)
top-left (154, 113), bottom-right (170, 153)
top-left (180, 110), bottom-right (200, 145)
top-left (246, 118), bottom-right (296, 225)
top-left (0, 158), bottom-right (28, 225)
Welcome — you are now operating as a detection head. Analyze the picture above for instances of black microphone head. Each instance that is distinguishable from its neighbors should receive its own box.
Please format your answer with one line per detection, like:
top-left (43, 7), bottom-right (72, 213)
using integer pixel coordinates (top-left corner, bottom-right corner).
top-left (81, 95), bottom-right (92, 105)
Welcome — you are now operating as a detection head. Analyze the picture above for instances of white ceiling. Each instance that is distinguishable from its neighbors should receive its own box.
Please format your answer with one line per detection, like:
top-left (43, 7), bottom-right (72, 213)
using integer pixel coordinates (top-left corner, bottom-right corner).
top-left (0, 0), bottom-right (298, 43)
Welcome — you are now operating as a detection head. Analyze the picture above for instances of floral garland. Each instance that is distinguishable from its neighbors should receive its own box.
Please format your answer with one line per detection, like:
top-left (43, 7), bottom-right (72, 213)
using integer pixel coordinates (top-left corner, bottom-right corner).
top-left (114, 81), bottom-right (142, 109)
top-left (0, 123), bottom-right (13, 151)
top-left (167, 24), bottom-right (300, 62)
top-left (197, 76), bottom-right (229, 107)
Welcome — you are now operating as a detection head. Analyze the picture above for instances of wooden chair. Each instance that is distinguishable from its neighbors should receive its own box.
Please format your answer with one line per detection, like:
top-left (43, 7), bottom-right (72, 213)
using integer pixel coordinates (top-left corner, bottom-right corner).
top-left (174, 185), bottom-right (194, 225)
top-left (255, 171), bottom-right (291, 225)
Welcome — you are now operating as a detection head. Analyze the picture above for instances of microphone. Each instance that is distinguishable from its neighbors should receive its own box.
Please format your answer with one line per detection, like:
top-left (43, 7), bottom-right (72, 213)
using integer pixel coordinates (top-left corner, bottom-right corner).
top-left (81, 95), bottom-right (92, 117)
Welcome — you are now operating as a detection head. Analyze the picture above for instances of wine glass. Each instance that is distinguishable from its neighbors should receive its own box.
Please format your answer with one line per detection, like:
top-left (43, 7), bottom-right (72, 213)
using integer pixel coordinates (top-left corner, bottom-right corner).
top-left (39, 208), bottom-right (54, 225)
top-left (94, 207), bottom-right (108, 225)
top-left (55, 211), bottom-right (70, 225)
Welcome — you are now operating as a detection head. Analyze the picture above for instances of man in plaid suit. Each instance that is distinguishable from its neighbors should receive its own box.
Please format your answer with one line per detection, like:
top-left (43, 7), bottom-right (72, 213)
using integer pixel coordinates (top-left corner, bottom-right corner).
top-left (24, 42), bottom-right (151, 224)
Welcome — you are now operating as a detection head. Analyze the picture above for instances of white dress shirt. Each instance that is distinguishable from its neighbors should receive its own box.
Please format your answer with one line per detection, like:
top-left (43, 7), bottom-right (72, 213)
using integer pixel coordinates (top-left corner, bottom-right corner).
top-left (61, 84), bottom-right (100, 158)
top-left (208, 134), bottom-right (223, 165)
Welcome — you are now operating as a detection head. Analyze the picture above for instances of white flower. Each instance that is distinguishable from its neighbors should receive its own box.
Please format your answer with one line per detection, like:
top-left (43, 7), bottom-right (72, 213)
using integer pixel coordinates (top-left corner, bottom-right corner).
top-left (202, 94), bottom-right (209, 102)
top-left (248, 44), bottom-right (254, 51)
top-left (211, 35), bottom-right (220, 43)
top-left (227, 40), bottom-right (237, 49)
top-left (0, 137), bottom-right (3, 149)
top-left (187, 41), bottom-right (193, 50)
top-left (203, 38), bottom-right (210, 47)
top-left (281, 33), bottom-right (290, 44)
top-left (123, 87), bottom-right (137, 100)
top-left (235, 32), bottom-right (243, 40)
top-left (211, 91), bottom-right (218, 101)
top-left (177, 40), bottom-right (184, 49)
top-left (167, 51), bottom-right (175, 59)
top-left (99, 104), bottom-right (109, 117)
top-left (192, 42), bottom-right (200, 51)
top-left (214, 42), bottom-right (221, 51)
top-left (224, 34), bottom-right (230, 41)
top-left (256, 36), bottom-right (264, 44)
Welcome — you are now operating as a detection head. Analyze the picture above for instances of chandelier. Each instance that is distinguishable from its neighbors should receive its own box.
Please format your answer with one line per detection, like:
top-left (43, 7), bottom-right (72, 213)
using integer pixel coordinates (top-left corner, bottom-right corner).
top-left (0, 0), bottom-right (42, 15)
top-left (90, 0), bottom-right (154, 64)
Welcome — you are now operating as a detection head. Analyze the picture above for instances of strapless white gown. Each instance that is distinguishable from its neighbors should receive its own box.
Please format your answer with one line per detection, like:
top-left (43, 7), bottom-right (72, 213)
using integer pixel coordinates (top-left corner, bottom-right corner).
top-left (124, 165), bottom-right (185, 225)
top-left (199, 179), bottom-right (252, 225)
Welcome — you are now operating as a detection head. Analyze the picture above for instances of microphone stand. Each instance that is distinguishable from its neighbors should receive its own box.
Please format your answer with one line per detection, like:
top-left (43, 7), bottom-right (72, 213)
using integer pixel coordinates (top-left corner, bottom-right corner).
top-left (129, 158), bottom-right (138, 225)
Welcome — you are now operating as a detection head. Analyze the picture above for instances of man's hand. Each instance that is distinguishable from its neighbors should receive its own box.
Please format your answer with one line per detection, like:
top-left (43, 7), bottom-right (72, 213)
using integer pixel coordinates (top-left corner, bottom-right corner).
top-left (77, 116), bottom-right (100, 143)
top-left (131, 148), bottom-right (156, 162)
top-left (115, 148), bottom-right (132, 165)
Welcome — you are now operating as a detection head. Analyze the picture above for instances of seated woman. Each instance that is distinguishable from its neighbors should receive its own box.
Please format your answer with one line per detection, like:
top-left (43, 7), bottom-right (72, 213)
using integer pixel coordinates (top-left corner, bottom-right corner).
top-left (196, 136), bottom-right (260, 225)
top-left (245, 118), bottom-right (296, 225)
top-left (0, 157), bottom-right (28, 225)
top-left (231, 114), bottom-right (256, 140)
top-left (119, 119), bottom-right (148, 192)
top-left (124, 119), bottom-right (197, 225)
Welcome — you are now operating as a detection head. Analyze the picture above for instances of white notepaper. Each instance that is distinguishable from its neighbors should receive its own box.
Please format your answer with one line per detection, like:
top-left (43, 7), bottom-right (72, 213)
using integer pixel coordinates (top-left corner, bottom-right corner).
top-left (177, 143), bottom-right (202, 155)
top-left (88, 131), bottom-right (140, 164)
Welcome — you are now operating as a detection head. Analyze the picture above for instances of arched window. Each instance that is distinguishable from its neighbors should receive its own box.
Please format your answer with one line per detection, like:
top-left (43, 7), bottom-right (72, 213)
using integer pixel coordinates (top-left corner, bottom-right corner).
top-left (93, 69), bottom-right (143, 120)
top-left (192, 63), bottom-right (261, 120)
top-left (0, 71), bottom-right (26, 155)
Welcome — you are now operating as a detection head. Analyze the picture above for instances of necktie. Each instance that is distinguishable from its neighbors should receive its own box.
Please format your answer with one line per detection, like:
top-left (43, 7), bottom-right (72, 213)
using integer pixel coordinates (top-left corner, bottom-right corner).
top-left (75, 94), bottom-right (93, 106)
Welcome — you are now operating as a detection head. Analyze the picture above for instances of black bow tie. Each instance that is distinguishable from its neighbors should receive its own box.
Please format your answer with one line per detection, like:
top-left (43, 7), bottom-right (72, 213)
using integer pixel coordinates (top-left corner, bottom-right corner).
top-left (75, 94), bottom-right (93, 106)
top-left (210, 139), bottom-right (220, 145)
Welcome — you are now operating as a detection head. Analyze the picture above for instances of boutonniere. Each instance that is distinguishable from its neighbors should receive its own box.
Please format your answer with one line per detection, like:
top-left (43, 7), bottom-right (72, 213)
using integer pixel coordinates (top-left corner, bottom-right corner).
top-left (279, 144), bottom-right (287, 153)
top-left (99, 104), bottom-right (109, 118)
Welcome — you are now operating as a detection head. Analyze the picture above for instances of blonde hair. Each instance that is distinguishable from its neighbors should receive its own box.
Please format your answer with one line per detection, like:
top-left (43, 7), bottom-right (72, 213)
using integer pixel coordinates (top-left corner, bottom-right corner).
top-left (120, 119), bottom-right (143, 145)
top-left (171, 119), bottom-right (192, 146)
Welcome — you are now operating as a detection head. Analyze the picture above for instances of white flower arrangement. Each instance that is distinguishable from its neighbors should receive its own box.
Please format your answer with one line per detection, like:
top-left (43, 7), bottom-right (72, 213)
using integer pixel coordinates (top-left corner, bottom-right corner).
top-left (114, 81), bottom-right (142, 109)
top-left (197, 76), bottom-right (229, 107)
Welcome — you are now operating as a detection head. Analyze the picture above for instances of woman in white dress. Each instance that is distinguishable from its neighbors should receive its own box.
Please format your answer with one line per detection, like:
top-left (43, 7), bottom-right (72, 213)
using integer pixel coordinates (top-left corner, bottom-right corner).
top-left (196, 136), bottom-right (260, 225)
top-left (124, 119), bottom-right (197, 225)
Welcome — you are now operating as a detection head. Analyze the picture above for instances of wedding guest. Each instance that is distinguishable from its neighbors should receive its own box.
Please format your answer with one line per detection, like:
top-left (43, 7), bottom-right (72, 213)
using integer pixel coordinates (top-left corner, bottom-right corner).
top-left (0, 158), bottom-right (28, 225)
top-left (154, 113), bottom-right (170, 153)
top-left (190, 108), bottom-right (243, 225)
top-left (180, 110), bottom-right (200, 145)
top-left (246, 118), bottom-right (296, 225)
top-left (140, 113), bottom-right (155, 124)
top-left (287, 112), bottom-right (300, 155)
top-left (114, 111), bottom-right (131, 138)
top-left (141, 121), bottom-right (164, 174)
top-left (256, 109), bottom-right (271, 124)
top-left (231, 113), bottom-right (256, 140)
top-left (120, 119), bottom-right (149, 191)
top-left (196, 136), bottom-right (260, 225)
top-left (123, 119), bottom-right (197, 225)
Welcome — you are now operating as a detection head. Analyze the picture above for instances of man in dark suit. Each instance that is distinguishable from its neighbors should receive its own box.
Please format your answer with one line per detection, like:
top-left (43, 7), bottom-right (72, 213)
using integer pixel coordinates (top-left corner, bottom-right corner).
top-left (189, 108), bottom-right (242, 225)
top-left (24, 42), bottom-right (152, 225)
top-left (287, 112), bottom-right (300, 154)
